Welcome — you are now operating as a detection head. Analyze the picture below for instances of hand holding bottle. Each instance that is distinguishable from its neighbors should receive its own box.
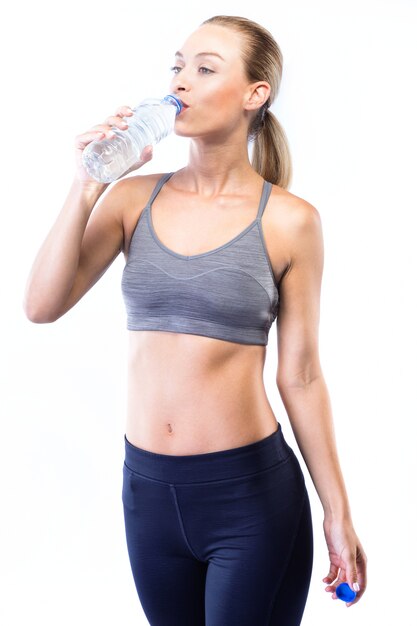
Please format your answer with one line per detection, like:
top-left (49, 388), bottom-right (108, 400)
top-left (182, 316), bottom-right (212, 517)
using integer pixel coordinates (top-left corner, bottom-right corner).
top-left (81, 95), bottom-right (182, 183)
top-left (74, 104), bottom-right (153, 189)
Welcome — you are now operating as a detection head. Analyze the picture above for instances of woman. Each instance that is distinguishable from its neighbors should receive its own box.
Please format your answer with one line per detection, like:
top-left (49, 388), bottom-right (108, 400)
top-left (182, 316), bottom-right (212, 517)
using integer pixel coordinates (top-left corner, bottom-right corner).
top-left (24, 14), bottom-right (367, 626)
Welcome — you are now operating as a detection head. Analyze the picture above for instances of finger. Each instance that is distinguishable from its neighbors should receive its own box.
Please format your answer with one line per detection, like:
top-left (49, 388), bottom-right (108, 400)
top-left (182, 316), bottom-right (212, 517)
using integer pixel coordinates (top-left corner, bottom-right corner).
top-left (88, 124), bottom-right (118, 138)
top-left (324, 571), bottom-right (347, 598)
top-left (141, 145), bottom-right (153, 160)
top-left (114, 105), bottom-right (134, 117)
top-left (136, 145), bottom-right (153, 164)
top-left (347, 574), bottom-right (366, 606)
top-left (346, 595), bottom-right (359, 607)
top-left (75, 130), bottom-right (109, 149)
top-left (326, 579), bottom-right (342, 595)
top-left (104, 115), bottom-right (130, 129)
top-left (346, 551), bottom-right (361, 595)
top-left (131, 145), bottom-right (153, 169)
top-left (357, 546), bottom-right (368, 587)
top-left (323, 564), bottom-right (339, 584)
top-left (121, 145), bottom-right (153, 177)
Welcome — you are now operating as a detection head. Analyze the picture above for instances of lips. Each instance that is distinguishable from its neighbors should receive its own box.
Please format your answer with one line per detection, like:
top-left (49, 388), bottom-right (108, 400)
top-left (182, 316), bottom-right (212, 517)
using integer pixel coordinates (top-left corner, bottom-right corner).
top-left (178, 103), bottom-right (190, 116)
top-left (178, 99), bottom-right (190, 109)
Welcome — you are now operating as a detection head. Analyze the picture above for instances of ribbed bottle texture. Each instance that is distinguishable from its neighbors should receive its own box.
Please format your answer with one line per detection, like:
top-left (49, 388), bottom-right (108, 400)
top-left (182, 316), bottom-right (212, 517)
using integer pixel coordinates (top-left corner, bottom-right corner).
top-left (82, 95), bottom-right (183, 183)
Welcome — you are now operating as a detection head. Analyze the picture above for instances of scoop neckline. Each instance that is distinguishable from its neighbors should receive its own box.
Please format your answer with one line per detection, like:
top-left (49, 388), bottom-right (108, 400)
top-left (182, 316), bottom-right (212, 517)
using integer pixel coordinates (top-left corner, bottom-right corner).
top-left (147, 180), bottom-right (267, 260)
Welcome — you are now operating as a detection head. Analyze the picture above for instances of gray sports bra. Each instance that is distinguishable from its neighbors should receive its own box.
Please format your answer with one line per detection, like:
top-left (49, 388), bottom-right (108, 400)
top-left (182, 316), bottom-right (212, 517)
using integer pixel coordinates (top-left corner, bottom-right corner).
top-left (121, 172), bottom-right (279, 345)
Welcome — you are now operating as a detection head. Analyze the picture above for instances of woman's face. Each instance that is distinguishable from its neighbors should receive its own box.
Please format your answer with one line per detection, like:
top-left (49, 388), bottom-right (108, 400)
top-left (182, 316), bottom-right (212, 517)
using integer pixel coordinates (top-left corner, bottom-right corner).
top-left (169, 24), bottom-right (258, 140)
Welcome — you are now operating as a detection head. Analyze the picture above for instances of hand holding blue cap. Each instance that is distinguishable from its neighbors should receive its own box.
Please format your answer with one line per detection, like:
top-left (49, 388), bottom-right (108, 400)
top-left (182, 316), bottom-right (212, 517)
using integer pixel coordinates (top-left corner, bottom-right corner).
top-left (336, 582), bottom-right (357, 602)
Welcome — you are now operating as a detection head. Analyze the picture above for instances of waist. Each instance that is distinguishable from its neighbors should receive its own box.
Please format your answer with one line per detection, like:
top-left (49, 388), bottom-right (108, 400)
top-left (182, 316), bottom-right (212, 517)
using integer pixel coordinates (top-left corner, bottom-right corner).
top-left (123, 421), bottom-right (294, 483)
top-left (126, 330), bottom-right (274, 453)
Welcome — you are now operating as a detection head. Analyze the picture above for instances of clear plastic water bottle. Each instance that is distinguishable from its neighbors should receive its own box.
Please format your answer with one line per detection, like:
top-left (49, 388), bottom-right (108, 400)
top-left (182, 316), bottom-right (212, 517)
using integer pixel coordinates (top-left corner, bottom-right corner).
top-left (82, 94), bottom-right (183, 183)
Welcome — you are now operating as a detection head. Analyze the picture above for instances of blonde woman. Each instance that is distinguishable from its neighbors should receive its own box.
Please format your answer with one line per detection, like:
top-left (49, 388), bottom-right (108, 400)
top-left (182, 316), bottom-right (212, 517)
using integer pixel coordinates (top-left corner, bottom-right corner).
top-left (24, 14), bottom-right (367, 625)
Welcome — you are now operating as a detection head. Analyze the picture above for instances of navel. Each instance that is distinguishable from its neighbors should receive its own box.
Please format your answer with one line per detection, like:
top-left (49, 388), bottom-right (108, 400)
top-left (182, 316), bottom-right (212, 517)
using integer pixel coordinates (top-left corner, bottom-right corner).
top-left (167, 423), bottom-right (173, 434)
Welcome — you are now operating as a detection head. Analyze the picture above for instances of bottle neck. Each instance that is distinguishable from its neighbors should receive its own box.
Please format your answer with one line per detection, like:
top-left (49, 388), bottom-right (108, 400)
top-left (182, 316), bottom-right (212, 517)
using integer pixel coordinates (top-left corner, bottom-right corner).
top-left (162, 94), bottom-right (183, 115)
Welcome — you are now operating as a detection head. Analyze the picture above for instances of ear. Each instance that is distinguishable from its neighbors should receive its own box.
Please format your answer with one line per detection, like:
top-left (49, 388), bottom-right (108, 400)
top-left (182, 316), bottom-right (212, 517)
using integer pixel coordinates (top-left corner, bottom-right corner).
top-left (244, 81), bottom-right (271, 114)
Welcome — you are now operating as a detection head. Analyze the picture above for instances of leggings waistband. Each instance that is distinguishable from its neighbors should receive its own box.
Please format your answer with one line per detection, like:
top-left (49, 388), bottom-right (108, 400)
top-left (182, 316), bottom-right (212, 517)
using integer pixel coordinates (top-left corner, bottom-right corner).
top-left (123, 421), bottom-right (293, 484)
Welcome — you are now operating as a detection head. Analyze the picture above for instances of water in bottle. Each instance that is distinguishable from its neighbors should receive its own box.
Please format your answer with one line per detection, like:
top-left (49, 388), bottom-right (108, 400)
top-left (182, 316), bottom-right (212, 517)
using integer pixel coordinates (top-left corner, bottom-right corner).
top-left (82, 94), bottom-right (183, 183)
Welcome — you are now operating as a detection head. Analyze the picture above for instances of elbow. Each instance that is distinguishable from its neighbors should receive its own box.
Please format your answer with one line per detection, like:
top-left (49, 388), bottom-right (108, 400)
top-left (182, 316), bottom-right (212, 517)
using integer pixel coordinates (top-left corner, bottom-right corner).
top-left (22, 295), bottom-right (60, 324)
top-left (277, 370), bottom-right (323, 391)
top-left (276, 363), bottom-right (324, 391)
top-left (24, 306), bottom-right (59, 324)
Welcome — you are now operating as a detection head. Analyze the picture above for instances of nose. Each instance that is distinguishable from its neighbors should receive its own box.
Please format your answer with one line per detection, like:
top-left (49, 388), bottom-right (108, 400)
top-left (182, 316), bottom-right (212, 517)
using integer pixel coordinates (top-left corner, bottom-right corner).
top-left (170, 71), bottom-right (191, 96)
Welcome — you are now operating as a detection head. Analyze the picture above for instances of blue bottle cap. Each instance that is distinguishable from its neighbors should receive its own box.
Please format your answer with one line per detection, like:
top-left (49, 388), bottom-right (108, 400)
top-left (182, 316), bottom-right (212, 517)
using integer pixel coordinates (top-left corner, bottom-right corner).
top-left (335, 582), bottom-right (357, 602)
top-left (162, 94), bottom-right (183, 115)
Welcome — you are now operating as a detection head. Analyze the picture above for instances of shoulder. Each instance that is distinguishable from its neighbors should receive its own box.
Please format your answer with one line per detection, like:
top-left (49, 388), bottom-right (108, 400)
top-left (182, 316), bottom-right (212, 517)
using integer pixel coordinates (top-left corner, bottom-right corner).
top-left (114, 171), bottom-right (169, 206)
top-left (267, 183), bottom-right (323, 255)
top-left (113, 172), bottom-right (170, 258)
top-left (112, 171), bottom-right (169, 225)
top-left (268, 183), bottom-right (321, 229)
top-left (261, 183), bottom-right (323, 282)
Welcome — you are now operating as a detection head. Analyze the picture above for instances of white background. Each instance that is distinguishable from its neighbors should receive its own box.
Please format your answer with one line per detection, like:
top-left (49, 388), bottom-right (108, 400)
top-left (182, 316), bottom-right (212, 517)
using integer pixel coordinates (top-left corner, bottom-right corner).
top-left (1, 1), bottom-right (416, 624)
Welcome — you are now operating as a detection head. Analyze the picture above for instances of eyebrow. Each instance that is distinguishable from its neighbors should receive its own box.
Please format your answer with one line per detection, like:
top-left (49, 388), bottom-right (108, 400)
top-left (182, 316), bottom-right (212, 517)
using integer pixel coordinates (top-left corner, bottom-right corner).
top-left (174, 51), bottom-right (225, 61)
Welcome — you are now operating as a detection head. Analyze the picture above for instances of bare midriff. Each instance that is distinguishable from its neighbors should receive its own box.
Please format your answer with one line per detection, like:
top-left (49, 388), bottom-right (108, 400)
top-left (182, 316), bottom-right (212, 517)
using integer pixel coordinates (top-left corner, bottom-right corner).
top-left (122, 173), bottom-right (292, 456)
top-left (125, 329), bottom-right (280, 456)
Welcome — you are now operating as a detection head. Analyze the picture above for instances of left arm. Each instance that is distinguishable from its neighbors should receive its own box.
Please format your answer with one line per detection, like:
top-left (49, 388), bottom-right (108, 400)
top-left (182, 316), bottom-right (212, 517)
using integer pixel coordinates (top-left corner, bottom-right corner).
top-left (273, 197), bottom-right (367, 606)
top-left (275, 202), bottom-right (349, 520)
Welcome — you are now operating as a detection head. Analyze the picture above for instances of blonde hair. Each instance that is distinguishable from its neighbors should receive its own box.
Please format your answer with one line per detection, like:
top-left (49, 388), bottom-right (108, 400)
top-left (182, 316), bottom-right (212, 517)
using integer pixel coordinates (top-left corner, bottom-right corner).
top-left (201, 15), bottom-right (292, 189)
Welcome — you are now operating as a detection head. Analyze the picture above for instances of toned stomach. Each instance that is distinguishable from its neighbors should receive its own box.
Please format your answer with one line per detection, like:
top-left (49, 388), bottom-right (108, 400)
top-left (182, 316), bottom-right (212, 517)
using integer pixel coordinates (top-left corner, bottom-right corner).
top-left (125, 329), bottom-right (280, 456)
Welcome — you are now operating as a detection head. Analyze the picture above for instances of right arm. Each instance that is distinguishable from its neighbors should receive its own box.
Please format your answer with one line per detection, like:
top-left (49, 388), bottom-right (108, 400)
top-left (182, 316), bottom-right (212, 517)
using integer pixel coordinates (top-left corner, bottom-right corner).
top-left (23, 104), bottom-right (153, 323)
top-left (23, 178), bottom-right (128, 323)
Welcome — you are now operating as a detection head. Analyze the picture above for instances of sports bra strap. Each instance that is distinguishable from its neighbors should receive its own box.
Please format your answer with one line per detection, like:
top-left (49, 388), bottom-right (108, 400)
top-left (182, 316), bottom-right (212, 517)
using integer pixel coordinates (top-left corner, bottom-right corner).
top-left (147, 171), bottom-right (175, 206)
top-left (256, 180), bottom-right (273, 220)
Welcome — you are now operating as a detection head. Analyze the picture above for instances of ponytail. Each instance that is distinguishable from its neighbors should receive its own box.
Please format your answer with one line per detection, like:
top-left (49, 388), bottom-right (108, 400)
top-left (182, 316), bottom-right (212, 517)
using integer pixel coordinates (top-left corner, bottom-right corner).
top-left (250, 107), bottom-right (292, 189)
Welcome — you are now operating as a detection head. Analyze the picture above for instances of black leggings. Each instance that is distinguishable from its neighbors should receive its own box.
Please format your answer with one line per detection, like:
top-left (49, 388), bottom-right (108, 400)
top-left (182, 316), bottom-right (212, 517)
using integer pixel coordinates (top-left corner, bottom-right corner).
top-left (122, 421), bottom-right (313, 625)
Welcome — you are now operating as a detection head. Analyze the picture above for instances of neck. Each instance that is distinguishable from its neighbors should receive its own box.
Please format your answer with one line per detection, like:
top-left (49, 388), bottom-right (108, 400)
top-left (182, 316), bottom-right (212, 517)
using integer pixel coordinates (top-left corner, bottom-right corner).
top-left (177, 136), bottom-right (260, 198)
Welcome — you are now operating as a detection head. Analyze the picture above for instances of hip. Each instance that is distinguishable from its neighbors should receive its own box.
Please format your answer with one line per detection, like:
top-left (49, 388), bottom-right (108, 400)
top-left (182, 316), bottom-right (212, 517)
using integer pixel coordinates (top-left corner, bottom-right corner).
top-left (123, 420), bottom-right (303, 485)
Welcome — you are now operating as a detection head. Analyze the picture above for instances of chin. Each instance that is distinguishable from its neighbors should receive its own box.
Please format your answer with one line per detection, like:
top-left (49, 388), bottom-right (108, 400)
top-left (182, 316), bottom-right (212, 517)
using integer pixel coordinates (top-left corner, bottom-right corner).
top-left (174, 120), bottom-right (229, 139)
top-left (173, 127), bottom-right (194, 138)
